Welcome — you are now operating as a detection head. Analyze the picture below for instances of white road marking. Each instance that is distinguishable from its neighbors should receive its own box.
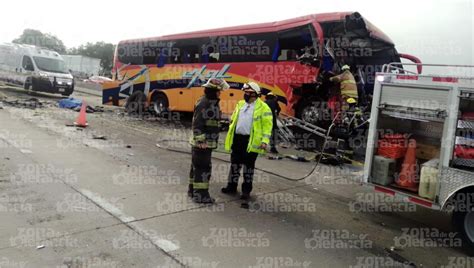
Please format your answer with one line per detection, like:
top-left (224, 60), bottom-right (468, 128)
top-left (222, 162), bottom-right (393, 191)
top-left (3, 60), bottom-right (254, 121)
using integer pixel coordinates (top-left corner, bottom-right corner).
top-left (79, 189), bottom-right (180, 253)
top-left (130, 222), bottom-right (180, 252)
top-left (81, 189), bottom-right (135, 222)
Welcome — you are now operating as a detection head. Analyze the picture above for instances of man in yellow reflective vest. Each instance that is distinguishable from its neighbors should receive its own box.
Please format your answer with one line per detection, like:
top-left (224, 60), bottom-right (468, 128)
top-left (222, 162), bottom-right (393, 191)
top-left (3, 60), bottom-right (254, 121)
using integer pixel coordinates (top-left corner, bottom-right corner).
top-left (330, 64), bottom-right (358, 103)
top-left (221, 82), bottom-right (273, 200)
top-left (189, 78), bottom-right (229, 203)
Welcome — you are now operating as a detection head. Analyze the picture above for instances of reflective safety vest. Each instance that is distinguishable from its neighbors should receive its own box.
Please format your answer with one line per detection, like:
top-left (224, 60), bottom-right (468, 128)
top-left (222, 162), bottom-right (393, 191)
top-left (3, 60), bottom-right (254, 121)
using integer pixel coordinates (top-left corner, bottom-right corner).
top-left (225, 98), bottom-right (273, 154)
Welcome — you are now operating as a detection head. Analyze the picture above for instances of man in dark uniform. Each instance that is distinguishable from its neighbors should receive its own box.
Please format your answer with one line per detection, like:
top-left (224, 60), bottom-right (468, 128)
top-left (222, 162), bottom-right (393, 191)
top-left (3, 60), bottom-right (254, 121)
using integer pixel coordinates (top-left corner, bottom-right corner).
top-left (265, 92), bottom-right (281, 154)
top-left (188, 78), bottom-right (229, 203)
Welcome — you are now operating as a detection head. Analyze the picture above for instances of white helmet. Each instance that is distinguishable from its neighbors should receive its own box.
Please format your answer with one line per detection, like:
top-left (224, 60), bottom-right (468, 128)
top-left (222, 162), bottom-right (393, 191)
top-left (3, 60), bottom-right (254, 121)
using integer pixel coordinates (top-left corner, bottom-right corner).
top-left (341, 65), bottom-right (350, 71)
top-left (202, 78), bottom-right (230, 90)
top-left (242, 82), bottom-right (261, 94)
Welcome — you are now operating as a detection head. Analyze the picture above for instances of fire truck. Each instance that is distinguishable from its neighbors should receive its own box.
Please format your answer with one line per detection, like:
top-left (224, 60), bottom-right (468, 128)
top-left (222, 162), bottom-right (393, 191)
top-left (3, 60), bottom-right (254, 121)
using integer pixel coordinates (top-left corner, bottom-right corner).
top-left (364, 63), bottom-right (474, 247)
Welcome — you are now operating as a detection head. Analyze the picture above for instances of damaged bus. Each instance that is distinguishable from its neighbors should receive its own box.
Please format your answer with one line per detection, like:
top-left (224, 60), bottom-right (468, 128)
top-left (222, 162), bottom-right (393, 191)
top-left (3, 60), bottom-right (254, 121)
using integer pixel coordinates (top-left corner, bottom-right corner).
top-left (102, 12), bottom-right (420, 121)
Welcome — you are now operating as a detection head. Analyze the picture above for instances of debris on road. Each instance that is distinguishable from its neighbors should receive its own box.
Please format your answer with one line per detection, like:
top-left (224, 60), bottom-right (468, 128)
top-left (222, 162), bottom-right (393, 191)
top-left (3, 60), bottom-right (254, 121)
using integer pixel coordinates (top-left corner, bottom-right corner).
top-left (92, 135), bottom-right (107, 140)
top-left (36, 245), bottom-right (45, 250)
top-left (126, 145), bottom-right (132, 148)
top-left (284, 155), bottom-right (310, 162)
top-left (20, 149), bottom-right (32, 154)
top-left (73, 105), bottom-right (104, 113)
top-left (3, 98), bottom-right (44, 109)
top-left (267, 155), bottom-right (283, 160)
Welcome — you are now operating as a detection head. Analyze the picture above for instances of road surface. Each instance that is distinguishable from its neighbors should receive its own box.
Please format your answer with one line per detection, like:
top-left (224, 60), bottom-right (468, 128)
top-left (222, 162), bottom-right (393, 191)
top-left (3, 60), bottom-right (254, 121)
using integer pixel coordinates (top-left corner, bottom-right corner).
top-left (0, 85), bottom-right (470, 267)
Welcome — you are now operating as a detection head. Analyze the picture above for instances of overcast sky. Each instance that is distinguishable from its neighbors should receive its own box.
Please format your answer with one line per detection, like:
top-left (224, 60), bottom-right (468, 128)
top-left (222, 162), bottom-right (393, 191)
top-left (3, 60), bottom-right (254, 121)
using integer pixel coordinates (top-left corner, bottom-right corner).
top-left (1, 0), bottom-right (472, 71)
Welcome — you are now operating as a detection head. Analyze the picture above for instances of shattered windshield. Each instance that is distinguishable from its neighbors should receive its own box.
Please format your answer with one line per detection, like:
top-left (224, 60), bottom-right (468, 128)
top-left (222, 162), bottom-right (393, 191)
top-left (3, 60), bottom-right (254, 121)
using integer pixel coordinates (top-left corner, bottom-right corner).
top-left (33, 56), bottom-right (68, 74)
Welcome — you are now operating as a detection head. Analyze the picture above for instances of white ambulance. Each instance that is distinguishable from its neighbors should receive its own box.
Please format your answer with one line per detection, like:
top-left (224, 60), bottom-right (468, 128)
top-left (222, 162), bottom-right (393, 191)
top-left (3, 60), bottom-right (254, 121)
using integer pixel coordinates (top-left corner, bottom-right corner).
top-left (0, 43), bottom-right (74, 96)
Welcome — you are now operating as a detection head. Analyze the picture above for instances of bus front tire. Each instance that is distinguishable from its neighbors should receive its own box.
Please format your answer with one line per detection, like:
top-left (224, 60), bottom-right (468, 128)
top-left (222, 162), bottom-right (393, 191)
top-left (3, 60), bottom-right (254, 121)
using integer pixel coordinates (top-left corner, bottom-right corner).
top-left (296, 97), bottom-right (330, 128)
top-left (152, 93), bottom-right (169, 118)
top-left (125, 91), bottom-right (146, 117)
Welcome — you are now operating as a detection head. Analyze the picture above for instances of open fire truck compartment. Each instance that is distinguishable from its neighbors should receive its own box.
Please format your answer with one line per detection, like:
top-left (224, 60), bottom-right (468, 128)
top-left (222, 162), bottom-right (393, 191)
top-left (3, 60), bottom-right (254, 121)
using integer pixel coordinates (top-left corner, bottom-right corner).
top-left (364, 63), bottom-right (474, 209)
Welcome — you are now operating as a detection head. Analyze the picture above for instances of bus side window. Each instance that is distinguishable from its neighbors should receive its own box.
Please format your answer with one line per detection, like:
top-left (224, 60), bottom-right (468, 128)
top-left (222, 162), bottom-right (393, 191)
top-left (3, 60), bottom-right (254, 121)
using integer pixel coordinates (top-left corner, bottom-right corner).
top-left (277, 50), bottom-right (298, 61)
top-left (277, 24), bottom-right (318, 61)
top-left (117, 42), bottom-right (143, 65)
top-left (207, 46), bottom-right (219, 63)
top-left (171, 38), bottom-right (208, 64)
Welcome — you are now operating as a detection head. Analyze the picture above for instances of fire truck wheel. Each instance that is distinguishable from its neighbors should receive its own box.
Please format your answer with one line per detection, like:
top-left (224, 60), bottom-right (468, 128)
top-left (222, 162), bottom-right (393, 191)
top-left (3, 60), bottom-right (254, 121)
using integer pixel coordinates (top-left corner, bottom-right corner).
top-left (453, 202), bottom-right (474, 249)
top-left (152, 93), bottom-right (169, 117)
top-left (125, 91), bottom-right (146, 117)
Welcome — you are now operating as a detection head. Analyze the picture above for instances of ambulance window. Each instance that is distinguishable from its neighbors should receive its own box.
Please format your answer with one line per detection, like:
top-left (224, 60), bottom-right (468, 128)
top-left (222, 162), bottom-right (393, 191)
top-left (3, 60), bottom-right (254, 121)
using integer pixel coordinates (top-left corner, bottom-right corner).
top-left (22, 56), bottom-right (34, 71)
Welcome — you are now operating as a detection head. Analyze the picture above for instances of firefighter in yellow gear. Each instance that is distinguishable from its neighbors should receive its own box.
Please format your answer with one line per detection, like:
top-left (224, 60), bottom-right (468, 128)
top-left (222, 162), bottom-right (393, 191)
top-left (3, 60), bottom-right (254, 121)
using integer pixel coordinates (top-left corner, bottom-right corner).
top-left (330, 65), bottom-right (358, 100)
top-left (222, 82), bottom-right (273, 200)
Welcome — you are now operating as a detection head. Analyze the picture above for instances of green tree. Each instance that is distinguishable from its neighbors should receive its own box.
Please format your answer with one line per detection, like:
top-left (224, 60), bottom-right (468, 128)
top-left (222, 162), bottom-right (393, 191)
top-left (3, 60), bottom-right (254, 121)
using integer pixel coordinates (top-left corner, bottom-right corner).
top-left (68, 42), bottom-right (115, 75)
top-left (12, 29), bottom-right (66, 53)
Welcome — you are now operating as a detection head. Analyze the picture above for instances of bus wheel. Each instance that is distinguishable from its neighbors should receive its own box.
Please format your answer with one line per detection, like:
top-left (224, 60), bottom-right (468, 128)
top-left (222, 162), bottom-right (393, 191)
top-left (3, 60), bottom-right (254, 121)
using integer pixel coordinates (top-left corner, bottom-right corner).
top-left (297, 98), bottom-right (330, 127)
top-left (125, 91), bottom-right (146, 117)
top-left (152, 93), bottom-right (169, 117)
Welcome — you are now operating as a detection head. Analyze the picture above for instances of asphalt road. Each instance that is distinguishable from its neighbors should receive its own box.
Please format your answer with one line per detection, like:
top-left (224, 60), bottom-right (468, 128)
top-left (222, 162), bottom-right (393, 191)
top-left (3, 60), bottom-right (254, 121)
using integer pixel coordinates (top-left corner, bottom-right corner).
top-left (0, 84), bottom-right (471, 267)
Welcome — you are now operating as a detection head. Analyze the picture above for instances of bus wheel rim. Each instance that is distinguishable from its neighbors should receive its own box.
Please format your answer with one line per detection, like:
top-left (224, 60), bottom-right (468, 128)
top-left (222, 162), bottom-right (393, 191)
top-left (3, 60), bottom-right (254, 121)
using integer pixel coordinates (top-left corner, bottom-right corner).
top-left (302, 106), bottom-right (320, 125)
top-left (465, 210), bottom-right (474, 242)
top-left (154, 102), bottom-right (163, 114)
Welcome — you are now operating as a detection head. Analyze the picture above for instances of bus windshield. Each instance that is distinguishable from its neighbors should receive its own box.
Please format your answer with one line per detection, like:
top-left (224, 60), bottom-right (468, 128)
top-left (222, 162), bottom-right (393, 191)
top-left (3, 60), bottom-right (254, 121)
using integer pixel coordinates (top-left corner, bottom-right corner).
top-left (33, 57), bottom-right (68, 73)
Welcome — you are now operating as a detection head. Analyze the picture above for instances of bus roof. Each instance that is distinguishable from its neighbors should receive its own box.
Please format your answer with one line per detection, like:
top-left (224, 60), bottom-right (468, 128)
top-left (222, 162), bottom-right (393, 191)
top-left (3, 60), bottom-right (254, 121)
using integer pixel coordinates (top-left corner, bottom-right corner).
top-left (120, 12), bottom-right (394, 45)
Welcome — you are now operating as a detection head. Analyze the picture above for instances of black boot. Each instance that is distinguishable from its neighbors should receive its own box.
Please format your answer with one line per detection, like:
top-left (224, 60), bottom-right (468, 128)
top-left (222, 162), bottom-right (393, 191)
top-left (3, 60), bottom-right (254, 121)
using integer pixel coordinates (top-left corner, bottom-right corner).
top-left (221, 184), bottom-right (238, 195)
top-left (193, 190), bottom-right (215, 204)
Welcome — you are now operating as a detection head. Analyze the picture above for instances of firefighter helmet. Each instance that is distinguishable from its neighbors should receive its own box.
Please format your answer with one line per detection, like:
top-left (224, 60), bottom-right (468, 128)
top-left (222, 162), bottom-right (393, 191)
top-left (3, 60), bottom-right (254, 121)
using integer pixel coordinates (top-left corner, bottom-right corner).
top-left (202, 78), bottom-right (230, 90)
top-left (346, 97), bottom-right (357, 104)
top-left (242, 82), bottom-right (261, 94)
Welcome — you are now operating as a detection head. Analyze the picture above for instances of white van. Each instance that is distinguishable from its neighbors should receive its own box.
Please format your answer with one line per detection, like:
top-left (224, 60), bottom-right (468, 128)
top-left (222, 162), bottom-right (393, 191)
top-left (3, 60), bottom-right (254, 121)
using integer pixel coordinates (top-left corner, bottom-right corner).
top-left (0, 43), bottom-right (74, 96)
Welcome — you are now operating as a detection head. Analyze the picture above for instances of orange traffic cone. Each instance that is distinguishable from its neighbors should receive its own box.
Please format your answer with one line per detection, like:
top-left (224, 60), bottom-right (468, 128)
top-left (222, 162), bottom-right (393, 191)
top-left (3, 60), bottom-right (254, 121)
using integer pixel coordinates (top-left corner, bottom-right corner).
top-left (74, 102), bottom-right (88, 127)
top-left (396, 139), bottom-right (418, 189)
